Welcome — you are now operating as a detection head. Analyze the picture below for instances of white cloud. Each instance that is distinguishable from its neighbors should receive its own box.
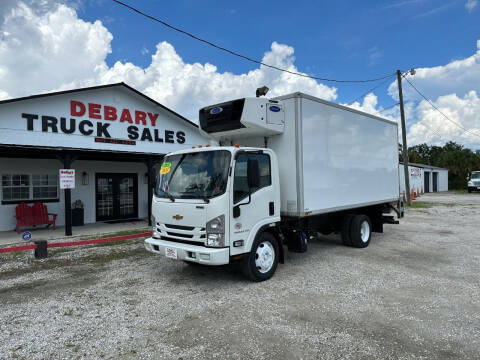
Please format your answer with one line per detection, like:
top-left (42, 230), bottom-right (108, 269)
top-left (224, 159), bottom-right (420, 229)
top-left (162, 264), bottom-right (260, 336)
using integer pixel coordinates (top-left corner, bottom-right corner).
top-left (388, 40), bottom-right (480, 102)
top-left (0, 1), bottom-right (337, 121)
top-left (409, 91), bottom-right (480, 146)
top-left (465, 0), bottom-right (478, 12)
top-left (0, 2), bottom-right (112, 97)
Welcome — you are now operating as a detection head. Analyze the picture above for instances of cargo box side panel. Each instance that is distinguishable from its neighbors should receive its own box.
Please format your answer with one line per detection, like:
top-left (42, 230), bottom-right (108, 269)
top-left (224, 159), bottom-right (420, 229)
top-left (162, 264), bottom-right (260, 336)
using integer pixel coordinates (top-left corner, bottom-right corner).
top-left (301, 98), bottom-right (399, 213)
top-left (268, 97), bottom-right (300, 216)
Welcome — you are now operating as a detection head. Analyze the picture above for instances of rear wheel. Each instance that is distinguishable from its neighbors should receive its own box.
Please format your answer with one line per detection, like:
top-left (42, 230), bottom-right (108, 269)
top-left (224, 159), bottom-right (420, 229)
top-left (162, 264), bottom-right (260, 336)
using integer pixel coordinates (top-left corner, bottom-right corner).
top-left (350, 215), bottom-right (372, 248)
top-left (242, 232), bottom-right (279, 282)
top-left (341, 214), bottom-right (355, 246)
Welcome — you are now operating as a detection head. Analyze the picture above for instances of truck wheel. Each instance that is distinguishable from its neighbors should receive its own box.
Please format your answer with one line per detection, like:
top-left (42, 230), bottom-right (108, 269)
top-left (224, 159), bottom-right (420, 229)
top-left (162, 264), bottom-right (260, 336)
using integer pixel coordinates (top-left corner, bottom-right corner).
top-left (350, 215), bottom-right (372, 248)
top-left (242, 232), bottom-right (279, 282)
top-left (341, 214), bottom-right (355, 246)
top-left (468, 189), bottom-right (472, 193)
top-left (287, 230), bottom-right (308, 253)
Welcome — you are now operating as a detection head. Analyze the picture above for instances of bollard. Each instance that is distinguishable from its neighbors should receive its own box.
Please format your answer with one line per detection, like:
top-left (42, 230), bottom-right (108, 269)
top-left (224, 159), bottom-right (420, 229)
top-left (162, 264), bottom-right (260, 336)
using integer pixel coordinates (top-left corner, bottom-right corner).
top-left (34, 240), bottom-right (48, 259)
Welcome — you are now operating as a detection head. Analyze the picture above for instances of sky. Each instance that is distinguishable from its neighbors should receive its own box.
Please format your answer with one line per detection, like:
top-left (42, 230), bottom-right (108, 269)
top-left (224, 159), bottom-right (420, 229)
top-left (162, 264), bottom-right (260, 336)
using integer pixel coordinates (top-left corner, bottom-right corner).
top-left (0, 0), bottom-right (479, 148)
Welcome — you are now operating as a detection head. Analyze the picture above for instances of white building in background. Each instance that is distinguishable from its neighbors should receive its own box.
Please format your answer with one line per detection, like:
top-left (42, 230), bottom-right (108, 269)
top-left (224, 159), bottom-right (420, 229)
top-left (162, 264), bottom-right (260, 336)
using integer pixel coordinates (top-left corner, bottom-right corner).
top-left (0, 83), bottom-right (207, 234)
top-left (399, 162), bottom-right (449, 195)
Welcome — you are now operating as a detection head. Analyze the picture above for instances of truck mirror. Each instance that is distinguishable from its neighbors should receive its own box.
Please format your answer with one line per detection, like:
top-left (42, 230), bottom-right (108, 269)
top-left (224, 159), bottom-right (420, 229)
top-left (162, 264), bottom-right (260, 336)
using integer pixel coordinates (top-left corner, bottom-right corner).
top-left (247, 159), bottom-right (260, 189)
top-left (233, 205), bottom-right (241, 218)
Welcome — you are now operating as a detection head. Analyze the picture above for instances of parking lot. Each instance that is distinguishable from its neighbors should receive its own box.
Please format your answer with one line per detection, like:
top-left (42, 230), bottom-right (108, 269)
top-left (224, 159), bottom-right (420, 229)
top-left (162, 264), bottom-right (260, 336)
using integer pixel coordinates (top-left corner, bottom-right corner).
top-left (1, 192), bottom-right (479, 359)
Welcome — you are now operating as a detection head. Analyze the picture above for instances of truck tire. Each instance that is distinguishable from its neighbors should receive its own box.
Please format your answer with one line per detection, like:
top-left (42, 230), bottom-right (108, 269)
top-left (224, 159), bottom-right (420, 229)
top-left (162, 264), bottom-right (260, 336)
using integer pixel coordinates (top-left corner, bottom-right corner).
top-left (350, 215), bottom-right (372, 248)
top-left (287, 230), bottom-right (308, 253)
top-left (341, 214), bottom-right (355, 246)
top-left (468, 189), bottom-right (472, 193)
top-left (242, 232), bottom-right (279, 282)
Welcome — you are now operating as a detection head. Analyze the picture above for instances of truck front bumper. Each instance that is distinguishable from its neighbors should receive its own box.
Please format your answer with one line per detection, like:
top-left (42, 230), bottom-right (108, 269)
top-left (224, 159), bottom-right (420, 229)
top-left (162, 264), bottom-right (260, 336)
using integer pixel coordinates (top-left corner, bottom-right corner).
top-left (144, 237), bottom-right (230, 265)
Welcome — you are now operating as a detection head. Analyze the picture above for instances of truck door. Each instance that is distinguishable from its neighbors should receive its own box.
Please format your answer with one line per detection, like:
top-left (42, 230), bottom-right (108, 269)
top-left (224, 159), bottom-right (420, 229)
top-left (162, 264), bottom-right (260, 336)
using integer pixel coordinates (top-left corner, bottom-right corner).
top-left (230, 152), bottom-right (275, 254)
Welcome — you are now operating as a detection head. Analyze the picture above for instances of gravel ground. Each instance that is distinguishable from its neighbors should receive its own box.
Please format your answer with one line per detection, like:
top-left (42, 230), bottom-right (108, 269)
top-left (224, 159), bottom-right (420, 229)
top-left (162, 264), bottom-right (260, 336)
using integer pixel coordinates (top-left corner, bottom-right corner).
top-left (1, 192), bottom-right (479, 359)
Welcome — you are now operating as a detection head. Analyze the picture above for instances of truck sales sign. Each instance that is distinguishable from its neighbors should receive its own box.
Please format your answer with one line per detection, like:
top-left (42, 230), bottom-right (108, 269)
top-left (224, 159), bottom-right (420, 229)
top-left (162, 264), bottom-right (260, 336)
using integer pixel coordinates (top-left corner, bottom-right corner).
top-left (0, 85), bottom-right (204, 154)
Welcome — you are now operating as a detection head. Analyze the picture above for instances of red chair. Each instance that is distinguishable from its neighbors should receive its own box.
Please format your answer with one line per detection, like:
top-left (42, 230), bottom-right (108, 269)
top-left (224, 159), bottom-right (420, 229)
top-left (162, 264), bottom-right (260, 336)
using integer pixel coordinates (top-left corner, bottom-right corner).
top-left (32, 202), bottom-right (57, 230)
top-left (14, 202), bottom-right (57, 232)
top-left (15, 203), bottom-right (35, 233)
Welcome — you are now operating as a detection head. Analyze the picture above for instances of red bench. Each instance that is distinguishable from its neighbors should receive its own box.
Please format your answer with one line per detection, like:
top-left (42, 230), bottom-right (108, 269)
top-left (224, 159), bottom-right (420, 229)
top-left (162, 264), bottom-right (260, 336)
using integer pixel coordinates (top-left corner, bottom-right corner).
top-left (15, 202), bottom-right (57, 233)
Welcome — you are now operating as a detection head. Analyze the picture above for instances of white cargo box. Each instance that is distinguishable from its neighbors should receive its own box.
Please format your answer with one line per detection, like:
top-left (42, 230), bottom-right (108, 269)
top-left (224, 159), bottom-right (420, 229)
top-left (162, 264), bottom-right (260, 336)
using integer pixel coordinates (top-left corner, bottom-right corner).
top-left (230, 93), bottom-right (400, 217)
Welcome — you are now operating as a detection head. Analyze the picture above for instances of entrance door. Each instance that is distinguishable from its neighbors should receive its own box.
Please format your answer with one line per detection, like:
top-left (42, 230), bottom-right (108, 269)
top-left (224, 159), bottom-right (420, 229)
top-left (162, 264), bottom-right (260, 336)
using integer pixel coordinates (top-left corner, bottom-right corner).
top-left (433, 172), bottom-right (438, 192)
top-left (424, 172), bottom-right (430, 193)
top-left (96, 173), bottom-right (138, 221)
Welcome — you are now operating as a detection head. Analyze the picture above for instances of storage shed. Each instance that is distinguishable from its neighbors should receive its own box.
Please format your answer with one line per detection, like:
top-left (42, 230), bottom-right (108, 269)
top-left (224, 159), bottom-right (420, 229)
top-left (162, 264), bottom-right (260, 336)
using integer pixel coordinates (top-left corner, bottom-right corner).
top-left (399, 162), bottom-right (448, 194)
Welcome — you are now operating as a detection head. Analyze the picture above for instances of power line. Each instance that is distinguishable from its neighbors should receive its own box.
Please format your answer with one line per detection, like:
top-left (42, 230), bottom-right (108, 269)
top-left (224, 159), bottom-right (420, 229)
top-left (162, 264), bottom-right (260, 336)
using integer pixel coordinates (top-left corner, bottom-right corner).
top-left (378, 102), bottom-right (399, 113)
top-left (404, 77), bottom-right (480, 140)
top-left (112, 0), bottom-right (396, 84)
top-left (351, 74), bottom-right (396, 103)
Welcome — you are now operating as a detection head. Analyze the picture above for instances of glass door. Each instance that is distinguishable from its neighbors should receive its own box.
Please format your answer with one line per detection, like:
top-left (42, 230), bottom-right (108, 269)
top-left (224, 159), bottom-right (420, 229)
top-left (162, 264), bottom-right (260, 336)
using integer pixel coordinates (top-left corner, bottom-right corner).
top-left (96, 173), bottom-right (138, 221)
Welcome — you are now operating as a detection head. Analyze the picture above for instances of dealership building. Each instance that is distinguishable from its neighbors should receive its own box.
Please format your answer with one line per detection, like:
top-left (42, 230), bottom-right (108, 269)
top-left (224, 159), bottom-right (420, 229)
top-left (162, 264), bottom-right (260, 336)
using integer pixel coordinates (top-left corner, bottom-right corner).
top-left (0, 83), bottom-right (206, 235)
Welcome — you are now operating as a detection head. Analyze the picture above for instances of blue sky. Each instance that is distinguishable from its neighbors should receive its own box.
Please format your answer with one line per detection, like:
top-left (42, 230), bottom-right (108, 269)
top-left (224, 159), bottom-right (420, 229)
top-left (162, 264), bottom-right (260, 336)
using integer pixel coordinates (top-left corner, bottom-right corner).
top-left (77, 0), bottom-right (479, 106)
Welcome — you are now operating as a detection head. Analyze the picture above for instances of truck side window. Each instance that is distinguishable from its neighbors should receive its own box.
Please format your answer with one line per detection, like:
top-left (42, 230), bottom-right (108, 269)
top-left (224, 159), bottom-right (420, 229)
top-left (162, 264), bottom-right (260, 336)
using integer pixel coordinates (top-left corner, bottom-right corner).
top-left (233, 153), bottom-right (271, 204)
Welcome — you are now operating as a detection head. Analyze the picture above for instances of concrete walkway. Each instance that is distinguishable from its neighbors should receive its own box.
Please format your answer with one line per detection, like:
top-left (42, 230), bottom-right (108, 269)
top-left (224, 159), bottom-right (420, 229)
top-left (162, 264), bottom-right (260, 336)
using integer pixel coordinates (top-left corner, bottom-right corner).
top-left (0, 219), bottom-right (150, 247)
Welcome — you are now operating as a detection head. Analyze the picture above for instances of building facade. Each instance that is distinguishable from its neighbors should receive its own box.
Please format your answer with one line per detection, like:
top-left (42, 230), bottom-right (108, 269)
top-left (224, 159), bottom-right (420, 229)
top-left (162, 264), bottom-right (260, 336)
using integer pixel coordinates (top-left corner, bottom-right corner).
top-left (0, 83), bottom-right (207, 234)
top-left (399, 162), bottom-right (449, 194)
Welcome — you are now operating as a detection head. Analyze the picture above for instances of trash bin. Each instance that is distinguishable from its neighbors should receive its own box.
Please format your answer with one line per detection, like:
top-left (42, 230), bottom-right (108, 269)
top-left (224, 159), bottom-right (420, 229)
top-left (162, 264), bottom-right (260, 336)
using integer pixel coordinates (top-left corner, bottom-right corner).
top-left (72, 208), bottom-right (84, 226)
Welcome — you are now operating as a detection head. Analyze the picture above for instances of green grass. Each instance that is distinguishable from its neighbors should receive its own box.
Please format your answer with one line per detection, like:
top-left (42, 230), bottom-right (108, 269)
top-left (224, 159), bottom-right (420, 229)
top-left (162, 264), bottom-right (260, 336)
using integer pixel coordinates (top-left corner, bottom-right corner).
top-left (449, 189), bottom-right (468, 194)
top-left (406, 201), bottom-right (434, 208)
top-left (79, 228), bottom-right (150, 241)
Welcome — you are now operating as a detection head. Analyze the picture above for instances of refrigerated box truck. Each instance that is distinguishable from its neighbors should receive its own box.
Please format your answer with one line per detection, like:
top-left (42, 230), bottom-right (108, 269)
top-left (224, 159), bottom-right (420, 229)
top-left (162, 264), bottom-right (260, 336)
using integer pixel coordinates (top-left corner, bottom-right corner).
top-left (145, 92), bottom-right (402, 281)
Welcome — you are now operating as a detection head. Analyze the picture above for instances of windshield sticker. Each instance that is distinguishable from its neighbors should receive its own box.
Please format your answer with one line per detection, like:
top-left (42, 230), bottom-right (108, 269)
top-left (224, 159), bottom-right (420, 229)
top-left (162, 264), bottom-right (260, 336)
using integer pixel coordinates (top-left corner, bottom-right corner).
top-left (160, 166), bottom-right (170, 175)
top-left (161, 162), bottom-right (172, 169)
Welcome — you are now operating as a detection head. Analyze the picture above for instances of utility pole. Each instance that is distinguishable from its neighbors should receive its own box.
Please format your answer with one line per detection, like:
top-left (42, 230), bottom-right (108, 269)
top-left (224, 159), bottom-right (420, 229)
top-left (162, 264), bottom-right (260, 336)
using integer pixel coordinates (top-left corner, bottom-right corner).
top-left (397, 69), bottom-right (410, 205)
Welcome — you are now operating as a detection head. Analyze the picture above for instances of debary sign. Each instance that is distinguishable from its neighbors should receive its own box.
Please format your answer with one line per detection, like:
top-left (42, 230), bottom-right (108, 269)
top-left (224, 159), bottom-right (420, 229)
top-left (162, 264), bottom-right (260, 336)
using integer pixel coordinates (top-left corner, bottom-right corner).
top-left (0, 84), bottom-right (203, 155)
top-left (21, 100), bottom-right (186, 146)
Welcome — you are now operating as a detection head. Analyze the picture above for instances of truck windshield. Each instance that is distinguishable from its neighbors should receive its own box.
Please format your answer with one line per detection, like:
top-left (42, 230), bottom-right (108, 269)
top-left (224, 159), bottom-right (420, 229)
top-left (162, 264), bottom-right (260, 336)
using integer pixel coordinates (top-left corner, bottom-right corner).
top-left (472, 172), bottom-right (480, 179)
top-left (155, 150), bottom-right (231, 200)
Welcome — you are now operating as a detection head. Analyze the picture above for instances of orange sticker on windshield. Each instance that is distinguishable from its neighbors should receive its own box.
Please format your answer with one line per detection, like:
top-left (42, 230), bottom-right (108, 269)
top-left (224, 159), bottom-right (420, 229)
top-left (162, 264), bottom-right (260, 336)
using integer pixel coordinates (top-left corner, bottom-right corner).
top-left (160, 167), bottom-right (170, 175)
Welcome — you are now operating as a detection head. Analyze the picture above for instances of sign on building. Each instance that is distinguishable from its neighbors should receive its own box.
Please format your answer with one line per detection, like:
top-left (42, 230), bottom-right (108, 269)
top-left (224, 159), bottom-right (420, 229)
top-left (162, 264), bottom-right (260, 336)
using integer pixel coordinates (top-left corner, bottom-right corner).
top-left (59, 169), bottom-right (75, 189)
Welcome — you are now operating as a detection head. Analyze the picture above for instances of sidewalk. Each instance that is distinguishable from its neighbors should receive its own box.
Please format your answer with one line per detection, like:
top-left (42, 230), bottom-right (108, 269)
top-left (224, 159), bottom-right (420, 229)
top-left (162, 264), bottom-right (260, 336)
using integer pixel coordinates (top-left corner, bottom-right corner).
top-left (0, 220), bottom-right (150, 247)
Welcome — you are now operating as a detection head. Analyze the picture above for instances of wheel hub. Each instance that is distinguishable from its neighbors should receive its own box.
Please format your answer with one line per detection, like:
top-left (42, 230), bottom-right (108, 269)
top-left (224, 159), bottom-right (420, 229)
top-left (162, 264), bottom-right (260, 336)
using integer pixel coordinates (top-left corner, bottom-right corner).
top-left (255, 241), bottom-right (274, 273)
top-left (360, 220), bottom-right (370, 243)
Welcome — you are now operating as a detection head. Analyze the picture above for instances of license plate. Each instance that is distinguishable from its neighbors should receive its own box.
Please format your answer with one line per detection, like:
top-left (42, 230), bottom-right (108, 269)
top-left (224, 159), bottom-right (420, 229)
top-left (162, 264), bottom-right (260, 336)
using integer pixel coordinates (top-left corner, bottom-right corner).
top-left (165, 247), bottom-right (177, 259)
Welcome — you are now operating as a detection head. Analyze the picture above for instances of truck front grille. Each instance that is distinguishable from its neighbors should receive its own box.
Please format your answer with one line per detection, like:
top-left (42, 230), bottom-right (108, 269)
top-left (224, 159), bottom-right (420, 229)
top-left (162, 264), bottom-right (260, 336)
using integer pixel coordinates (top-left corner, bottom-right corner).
top-left (164, 224), bottom-right (195, 231)
top-left (155, 223), bottom-right (206, 244)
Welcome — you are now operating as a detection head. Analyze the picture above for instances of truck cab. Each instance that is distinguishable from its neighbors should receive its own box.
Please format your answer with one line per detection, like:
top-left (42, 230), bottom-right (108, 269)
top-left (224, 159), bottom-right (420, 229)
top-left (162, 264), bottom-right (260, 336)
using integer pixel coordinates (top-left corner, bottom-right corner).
top-left (468, 171), bottom-right (480, 193)
top-left (145, 145), bottom-right (282, 281)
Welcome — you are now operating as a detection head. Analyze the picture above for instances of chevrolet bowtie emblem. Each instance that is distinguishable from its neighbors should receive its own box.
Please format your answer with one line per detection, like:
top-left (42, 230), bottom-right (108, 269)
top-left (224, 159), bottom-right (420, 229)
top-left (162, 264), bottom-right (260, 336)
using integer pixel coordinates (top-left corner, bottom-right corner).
top-left (172, 214), bottom-right (183, 221)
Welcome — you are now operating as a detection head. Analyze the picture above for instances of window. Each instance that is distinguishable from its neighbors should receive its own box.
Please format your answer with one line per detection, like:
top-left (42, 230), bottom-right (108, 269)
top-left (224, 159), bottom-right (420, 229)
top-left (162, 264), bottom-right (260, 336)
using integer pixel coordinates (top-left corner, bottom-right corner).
top-left (233, 153), bottom-right (271, 204)
top-left (32, 175), bottom-right (58, 200)
top-left (2, 175), bottom-right (30, 201)
top-left (1, 174), bottom-right (59, 203)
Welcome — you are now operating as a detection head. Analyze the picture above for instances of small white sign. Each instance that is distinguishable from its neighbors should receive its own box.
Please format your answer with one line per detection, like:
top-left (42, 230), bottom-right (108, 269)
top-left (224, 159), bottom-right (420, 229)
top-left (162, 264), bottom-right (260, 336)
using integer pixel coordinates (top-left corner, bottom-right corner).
top-left (165, 247), bottom-right (177, 259)
top-left (59, 169), bottom-right (75, 189)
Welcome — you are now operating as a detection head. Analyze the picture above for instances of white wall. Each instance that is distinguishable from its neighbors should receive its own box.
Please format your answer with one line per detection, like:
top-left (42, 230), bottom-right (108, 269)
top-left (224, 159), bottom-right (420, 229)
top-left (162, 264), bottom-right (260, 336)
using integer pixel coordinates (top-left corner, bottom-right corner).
top-left (399, 165), bottom-right (424, 194)
top-left (0, 158), bottom-right (150, 231)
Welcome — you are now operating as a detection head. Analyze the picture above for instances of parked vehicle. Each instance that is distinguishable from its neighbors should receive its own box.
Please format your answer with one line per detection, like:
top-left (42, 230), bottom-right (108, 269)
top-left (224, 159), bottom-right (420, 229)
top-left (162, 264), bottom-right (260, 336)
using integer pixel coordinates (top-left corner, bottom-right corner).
top-left (145, 92), bottom-right (403, 281)
top-left (468, 171), bottom-right (480, 193)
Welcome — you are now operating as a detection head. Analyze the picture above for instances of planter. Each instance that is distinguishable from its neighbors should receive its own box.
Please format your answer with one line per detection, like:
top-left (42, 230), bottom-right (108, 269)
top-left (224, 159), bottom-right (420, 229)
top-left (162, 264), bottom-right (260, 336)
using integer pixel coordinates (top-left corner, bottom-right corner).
top-left (72, 208), bottom-right (84, 226)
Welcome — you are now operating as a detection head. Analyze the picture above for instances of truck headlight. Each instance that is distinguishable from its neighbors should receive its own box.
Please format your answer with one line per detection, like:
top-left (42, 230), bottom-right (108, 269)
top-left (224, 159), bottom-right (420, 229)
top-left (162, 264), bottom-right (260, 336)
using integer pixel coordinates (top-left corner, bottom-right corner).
top-left (206, 215), bottom-right (225, 247)
top-left (468, 180), bottom-right (473, 186)
top-left (151, 215), bottom-right (160, 238)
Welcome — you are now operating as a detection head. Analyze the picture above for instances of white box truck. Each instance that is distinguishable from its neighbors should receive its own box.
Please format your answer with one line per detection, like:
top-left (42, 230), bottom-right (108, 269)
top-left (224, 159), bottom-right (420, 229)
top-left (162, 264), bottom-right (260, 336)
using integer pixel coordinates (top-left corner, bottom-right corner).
top-left (145, 92), bottom-right (402, 281)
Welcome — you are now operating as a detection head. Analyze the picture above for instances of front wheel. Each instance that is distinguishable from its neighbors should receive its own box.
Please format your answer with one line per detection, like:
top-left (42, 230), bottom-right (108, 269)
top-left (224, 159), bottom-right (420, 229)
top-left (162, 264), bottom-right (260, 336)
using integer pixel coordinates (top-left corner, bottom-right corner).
top-left (242, 232), bottom-right (279, 282)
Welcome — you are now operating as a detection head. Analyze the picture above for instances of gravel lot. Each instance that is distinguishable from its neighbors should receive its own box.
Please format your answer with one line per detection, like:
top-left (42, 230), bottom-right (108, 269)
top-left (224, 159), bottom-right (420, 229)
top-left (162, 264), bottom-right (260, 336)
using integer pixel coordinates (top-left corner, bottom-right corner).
top-left (1, 192), bottom-right (479, 359)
